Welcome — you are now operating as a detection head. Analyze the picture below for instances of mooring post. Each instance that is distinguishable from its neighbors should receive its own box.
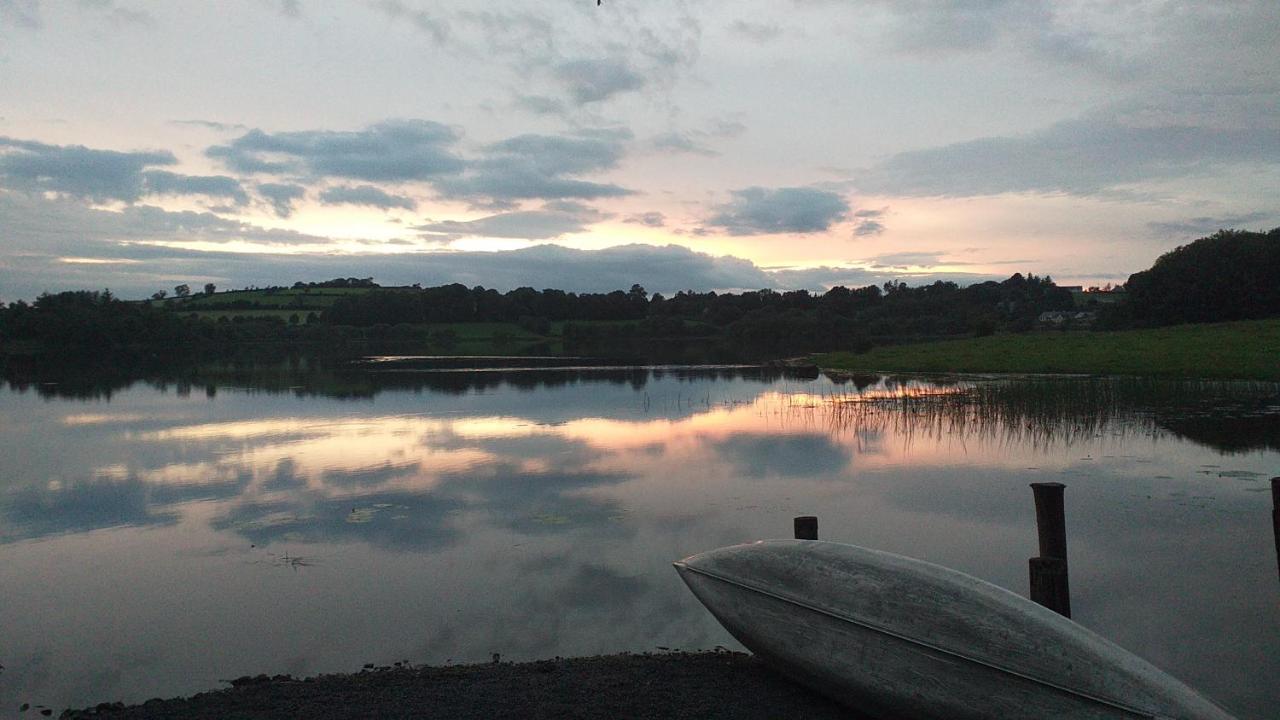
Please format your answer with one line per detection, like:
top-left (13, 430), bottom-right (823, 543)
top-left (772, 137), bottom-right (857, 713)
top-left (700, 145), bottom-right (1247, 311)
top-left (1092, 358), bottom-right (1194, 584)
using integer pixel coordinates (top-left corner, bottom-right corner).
top-left (1271, 478), bottom-right (1279, 581)
top-left (794, 516), bottom-right (818, 540)
top-left (1029, 482), bottom-right (1071, 617)
top-left (1029, 557), bottom-right (1071, 618)
top-left (1030, 482), bottom-right (1068, 561)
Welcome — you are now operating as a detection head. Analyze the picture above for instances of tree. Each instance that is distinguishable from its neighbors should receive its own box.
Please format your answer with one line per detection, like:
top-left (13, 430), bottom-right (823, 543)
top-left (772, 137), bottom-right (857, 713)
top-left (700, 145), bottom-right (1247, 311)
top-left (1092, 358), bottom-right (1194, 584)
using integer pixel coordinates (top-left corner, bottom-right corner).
top-left (204, 283), bottom-right (216, 296)
top-left (151, 290), bottom-right (167, 301)
top-left (174, 284), bottom-right (191, 298)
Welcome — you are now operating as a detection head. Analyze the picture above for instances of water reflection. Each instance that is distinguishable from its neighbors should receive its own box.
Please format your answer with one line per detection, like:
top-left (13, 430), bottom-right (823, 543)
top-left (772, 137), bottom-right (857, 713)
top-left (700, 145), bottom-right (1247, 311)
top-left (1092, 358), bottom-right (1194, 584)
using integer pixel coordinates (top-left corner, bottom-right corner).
top-left (0, 368), bottom-right (1276, 717)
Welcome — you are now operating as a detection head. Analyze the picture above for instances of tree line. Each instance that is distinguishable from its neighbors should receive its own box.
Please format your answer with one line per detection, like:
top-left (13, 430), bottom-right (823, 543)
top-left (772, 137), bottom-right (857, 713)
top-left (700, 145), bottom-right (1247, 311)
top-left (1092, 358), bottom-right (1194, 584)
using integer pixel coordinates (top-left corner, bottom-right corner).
top-left (1, 227), bottom-right (1275, 360)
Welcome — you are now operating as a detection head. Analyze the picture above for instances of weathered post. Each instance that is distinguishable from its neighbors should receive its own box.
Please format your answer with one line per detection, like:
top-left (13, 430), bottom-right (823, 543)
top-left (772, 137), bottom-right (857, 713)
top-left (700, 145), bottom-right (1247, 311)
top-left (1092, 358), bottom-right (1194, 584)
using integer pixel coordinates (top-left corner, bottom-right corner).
top-left (1028, 557), bottom-right (1071, 618)
top-left (794, 516), bottom-right (818, 540)
top-left (1031, 482), bottom-right (1068, 561)
top-left (1271, 478), bottom-right (1279, 581)
top-left (1029, 482), bottom-right (1071, 617)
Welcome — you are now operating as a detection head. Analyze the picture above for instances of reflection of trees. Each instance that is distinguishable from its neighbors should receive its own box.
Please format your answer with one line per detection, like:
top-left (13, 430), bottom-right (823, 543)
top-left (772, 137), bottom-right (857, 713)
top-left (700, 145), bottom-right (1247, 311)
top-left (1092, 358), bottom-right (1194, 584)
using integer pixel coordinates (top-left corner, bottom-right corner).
top-left (2, 354), bottom-right (817, 400)
top-left (794, 377), bottom-right (1280, 454)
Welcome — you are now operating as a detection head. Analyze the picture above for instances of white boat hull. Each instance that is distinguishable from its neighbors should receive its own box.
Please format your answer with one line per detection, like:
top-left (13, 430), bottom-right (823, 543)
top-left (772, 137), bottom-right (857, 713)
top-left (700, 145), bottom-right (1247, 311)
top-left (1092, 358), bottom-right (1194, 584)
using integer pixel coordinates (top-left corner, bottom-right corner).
top-left (674, 540), bottom-right (1236, 720)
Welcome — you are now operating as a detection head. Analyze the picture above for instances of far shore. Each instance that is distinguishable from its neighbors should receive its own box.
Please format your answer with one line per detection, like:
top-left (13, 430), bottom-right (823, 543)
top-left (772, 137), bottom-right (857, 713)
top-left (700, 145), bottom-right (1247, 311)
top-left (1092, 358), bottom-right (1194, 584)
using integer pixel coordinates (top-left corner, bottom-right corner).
top-left (60, 651), bottom-right (858, 720)
top-left (815, 318), bottom-right (1280, 381)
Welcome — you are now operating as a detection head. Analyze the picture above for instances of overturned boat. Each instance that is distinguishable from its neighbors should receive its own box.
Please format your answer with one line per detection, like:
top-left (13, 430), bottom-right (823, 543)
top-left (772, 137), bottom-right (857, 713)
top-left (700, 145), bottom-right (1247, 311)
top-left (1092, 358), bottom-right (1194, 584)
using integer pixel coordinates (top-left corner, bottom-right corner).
top-left (674, 540), bottom-right (1236, 720)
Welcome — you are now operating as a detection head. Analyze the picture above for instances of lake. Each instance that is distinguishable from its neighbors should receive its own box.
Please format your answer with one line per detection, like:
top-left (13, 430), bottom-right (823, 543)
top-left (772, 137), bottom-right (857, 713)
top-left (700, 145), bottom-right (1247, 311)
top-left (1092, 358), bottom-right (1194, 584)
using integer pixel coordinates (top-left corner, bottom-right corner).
top-left (1, 362), bottom-right (1277, 718)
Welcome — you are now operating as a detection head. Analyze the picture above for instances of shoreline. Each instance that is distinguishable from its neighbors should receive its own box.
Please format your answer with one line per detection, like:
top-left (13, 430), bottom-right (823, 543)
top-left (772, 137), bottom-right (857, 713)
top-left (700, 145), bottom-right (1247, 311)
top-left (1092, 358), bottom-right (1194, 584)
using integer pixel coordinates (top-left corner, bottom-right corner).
top-left (60, 651), bottom-right (856, 720)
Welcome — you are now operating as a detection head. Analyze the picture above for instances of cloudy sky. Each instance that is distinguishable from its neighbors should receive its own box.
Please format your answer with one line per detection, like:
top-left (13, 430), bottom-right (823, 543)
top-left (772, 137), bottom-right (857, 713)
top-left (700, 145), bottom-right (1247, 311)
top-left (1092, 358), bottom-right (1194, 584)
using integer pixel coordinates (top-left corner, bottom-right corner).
top-left (1, 1), bottom-right (1277, 300)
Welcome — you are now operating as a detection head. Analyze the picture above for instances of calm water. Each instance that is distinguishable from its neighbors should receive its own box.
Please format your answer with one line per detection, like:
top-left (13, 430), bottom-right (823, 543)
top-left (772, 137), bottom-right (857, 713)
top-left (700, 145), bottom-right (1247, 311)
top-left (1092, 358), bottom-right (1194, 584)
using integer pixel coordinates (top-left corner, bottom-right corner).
top-left (1, 365), bottom-right (1277, 718)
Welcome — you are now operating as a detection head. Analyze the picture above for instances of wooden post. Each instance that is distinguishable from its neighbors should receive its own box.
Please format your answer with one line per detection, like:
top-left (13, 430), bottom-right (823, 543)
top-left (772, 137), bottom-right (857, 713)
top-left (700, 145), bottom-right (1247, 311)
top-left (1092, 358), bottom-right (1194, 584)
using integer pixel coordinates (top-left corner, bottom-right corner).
top-left (1030, 482), bottom-right (1068, 561)
top-left (794, 516), bottom-right (818, 540)
top-left (1029, 482), bottom-right (1071, 617)
top-left (1029, 557), bottom-right (1071, 618)
top-left (1272, 478), bottom-right (1279, 582)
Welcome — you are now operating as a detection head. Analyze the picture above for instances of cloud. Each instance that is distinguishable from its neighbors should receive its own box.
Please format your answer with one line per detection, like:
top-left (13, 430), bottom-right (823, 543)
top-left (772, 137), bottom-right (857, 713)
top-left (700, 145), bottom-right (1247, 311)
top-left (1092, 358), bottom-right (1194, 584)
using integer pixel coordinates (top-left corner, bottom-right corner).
top-left (373, 0), bottom-right (450, 44)
top-left (706, 186), bottom-right (849, 235)
top-left (417, 209), bottom-right (595, 241)
top-left (554, 58), bottom-right (645, 104)
top-left (858, 118), bottom-right (1280, 198)
top-left (437, 130), bottom-right (633, 203)
top-left (256, 182), bottom-right (307, 217)
top-left (767, 264), bottom-right (1004, 292)
top-left (207, 119), bottom-right (465, 180)
top-left (624, 212), bottom-right (665, 228)
top-left (728, 20), bottom-right (782, 43)
top-left (142, 171), bottom-right (248, 204)
top-left (0, 137), bottom-right (176, 202)
top-left (0, 0), bottom-right (41, 29)
top-left (0, 193), bottom-right (1013, 304)
top-left (77, 0), bottom-right (152, 26)
top-left (1147, 212), bottom-right (1275, 238)
top-left (651, 132), bottom-right (718, 157)
top-left (853, 219), bottom-right (885, 236)
top-left (863, 0), bottom-right (1137, 78)
top-left (512, 95), bottom-right (567, 117)
top-left (170, 119), bottom-right (247, 132)
top-left (277, 0), bottom-right (301, 18)
top-left (319, 184), bottom-right (416, 210)
top-left (869, 251), bottom-right (945, 267)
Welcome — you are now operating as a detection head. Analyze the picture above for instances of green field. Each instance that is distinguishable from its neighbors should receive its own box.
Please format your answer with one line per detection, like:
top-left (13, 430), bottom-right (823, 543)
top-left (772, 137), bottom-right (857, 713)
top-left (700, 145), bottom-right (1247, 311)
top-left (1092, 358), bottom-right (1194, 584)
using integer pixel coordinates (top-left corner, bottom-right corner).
top-left (815, 319), bottom-right (1280, 381)
top-left (172, 287), bottom-right (388, 313)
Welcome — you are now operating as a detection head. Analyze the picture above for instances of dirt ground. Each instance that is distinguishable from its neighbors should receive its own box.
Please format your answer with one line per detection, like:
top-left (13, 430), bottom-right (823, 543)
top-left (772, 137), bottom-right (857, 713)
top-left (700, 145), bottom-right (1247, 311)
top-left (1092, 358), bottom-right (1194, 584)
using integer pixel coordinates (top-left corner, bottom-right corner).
top-left (59, 651), bottom-right (863, 719)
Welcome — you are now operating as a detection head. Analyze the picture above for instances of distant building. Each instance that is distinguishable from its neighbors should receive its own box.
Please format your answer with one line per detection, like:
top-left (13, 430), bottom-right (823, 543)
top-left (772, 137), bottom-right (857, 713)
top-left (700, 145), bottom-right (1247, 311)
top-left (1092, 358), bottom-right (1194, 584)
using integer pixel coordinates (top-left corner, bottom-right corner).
top-left (1037, 310), bottom-right (1097, 328)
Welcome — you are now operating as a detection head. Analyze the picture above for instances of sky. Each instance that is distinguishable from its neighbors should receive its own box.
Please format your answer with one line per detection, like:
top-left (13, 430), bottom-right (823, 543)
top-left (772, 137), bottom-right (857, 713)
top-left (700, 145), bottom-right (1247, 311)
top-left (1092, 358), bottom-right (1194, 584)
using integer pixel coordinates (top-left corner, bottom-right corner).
top-left (0, 0), bottom-right (1277, 301)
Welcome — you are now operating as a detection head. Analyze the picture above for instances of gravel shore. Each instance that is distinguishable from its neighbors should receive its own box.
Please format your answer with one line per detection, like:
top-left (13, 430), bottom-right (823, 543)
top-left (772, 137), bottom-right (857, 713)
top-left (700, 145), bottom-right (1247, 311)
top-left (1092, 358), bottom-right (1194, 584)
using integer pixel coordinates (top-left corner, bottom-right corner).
top-left (61, 651), bottom-right (861, 720)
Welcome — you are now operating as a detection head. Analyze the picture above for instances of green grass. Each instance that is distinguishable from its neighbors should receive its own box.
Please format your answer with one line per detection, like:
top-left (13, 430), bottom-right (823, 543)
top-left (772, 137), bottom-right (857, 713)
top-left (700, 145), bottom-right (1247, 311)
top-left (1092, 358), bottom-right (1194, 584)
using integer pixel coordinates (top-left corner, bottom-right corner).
top-left (815, 318), bottom-right (1280, 381)
top-left (175, 287), bottom-right (399, 311)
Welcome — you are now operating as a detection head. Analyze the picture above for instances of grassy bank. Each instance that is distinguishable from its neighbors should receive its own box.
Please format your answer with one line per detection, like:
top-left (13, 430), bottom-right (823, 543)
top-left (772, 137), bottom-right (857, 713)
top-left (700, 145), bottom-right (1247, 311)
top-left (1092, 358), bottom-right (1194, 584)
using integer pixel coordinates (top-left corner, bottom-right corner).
top-left (815, 318), bottom-right (1280, 381)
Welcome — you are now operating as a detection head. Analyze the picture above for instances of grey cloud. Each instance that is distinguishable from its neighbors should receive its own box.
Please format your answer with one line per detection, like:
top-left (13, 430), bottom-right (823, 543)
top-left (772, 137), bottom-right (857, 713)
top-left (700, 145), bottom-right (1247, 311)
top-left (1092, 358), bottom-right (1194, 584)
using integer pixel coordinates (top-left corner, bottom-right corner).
top-left (624, 212), bottom-right (665, 228)
top-left (437, 174), bottom-right (631, 203)
top-left (257, 183), bottom-right (306, 217)
top-left (707, 186), bottom-right (849, 235)
top-left (652, 132), bottom-right (718, 157)
top-left (513, 94), bottom-right (567, 116)
top-left (170, 119), bottom-right (248, 132)
top-left (853, 219), bottom-right (885, 236)
top-left (728, 20), bottom-right (782, 43)
top-left (486, 133), bottom-right (626, 176)
top-left (319, 184), bottom-right (416, 210)
top-left (854, 208), bottom-right (884, 218)
top-left (417, 209), bottom-right (593, 241)
top-left (142, 171), bottom-right (248, 204)
top-left (0, 137), bottom-right (175, 202)
top-left (207, 119), bottom-right (464, 180)
top-left (1147, 212), bottom-right (1275, 238)
top-left (709, 119), bottom-right (747, 138)
top-left (869, 0), bottom-right (1135, 78)
top-left (859, 119), bottom-right (1280, 198)
top-left (374, 0), bottom-right (450, 44)
top-left (0, 0), bottom-right (41, 29)
top-left (278, 0), bottom-right (301, 18)
top-left (554, 58), bottom-right (645, 104)
top-left (77, 0), bottom-right (151, 26)
top-left (438, 130), bottom-right (633, 203)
